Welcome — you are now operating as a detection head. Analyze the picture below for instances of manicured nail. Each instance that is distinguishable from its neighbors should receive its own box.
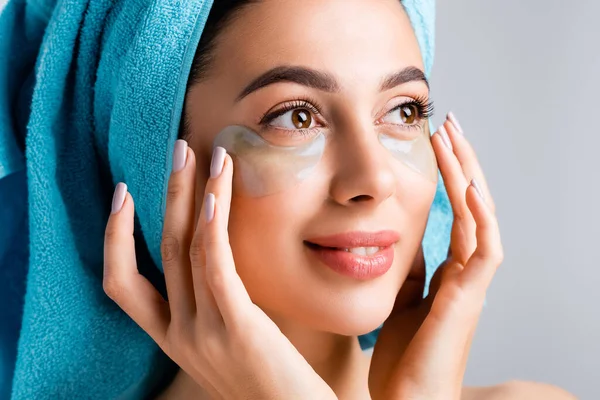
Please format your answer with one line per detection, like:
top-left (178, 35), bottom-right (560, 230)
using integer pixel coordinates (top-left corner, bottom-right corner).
top-left (205, 193), bottom-right (215, 223)
top-left (471, 178), bottom-right (485, 200)
top-left (172, 140), bottom-right (188, 173)
top-left (447, 111), bottom-right (464, 135)
top-left (111, 182), bottom-right (127, 214)
top-left (210, 147), bottom-right (227, 179)
top-left (438, 125), bottom-right (453, 151)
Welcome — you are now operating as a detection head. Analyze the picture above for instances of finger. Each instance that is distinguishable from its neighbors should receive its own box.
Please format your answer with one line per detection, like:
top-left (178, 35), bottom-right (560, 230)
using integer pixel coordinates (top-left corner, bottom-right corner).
top-left (189, 148), bottom-right (225, 327)
top-left (393, 245), bottom-right (426, 311)
top-left (444, 113), bottom-right (496, 214)
top-left (460, 181), bottom-right (504, 291)
top-left (432, 127), bottom-right (477, 264)
top-left (393, 261), bottom-right (478, 398)
top-left (422, 259), bottom-right (465, 311)
top-left (162, 141), bottom-right (197, 321)
top-left (390, 301), bottom-right (471, 399)
top-left (202, 150), bottom-right (253, 328)
top-left (104, 186), bottom-right (170, 345)
top-left (432, 124), bottom-right (471, 221)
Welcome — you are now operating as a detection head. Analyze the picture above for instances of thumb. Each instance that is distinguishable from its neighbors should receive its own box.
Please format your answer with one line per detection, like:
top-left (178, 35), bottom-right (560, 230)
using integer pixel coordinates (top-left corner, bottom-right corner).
top-left (393, 245), bottom-right (426, 311)
top-left (423, 258), bottom-right (463, 309)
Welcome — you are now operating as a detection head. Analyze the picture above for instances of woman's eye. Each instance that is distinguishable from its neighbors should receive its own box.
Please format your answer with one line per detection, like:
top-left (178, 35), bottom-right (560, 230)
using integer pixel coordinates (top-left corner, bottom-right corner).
top-left (382, 103), bottom-right (420, 126)
top-left (269, 109), bottom-right (315, 130)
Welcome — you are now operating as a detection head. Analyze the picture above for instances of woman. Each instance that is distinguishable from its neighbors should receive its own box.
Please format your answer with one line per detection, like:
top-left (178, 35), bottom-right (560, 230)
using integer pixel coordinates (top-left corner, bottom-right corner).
top-left (102, 0), bottom-right (576, 399)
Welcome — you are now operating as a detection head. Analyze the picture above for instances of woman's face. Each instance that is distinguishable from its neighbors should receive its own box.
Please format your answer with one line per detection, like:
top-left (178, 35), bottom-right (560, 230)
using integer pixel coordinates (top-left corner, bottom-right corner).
top-left (185, 0), bottom-right (437, 335)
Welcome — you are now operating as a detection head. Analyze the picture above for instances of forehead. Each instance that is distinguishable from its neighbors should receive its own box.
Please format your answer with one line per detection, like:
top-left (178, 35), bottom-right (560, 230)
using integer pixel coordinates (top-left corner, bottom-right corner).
top-left (213, 0), bottom-right (424, 88)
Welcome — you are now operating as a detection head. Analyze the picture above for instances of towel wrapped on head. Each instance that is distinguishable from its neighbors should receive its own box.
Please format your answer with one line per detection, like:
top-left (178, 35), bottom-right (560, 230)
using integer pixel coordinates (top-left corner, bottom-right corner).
top-left (0, 0), bottom-right (452, 398)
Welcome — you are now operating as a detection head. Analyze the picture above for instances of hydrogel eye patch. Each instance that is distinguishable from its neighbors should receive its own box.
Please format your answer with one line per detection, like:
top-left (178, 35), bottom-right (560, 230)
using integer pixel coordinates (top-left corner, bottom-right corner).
top-left (212, 125), bottom-right (437, 197)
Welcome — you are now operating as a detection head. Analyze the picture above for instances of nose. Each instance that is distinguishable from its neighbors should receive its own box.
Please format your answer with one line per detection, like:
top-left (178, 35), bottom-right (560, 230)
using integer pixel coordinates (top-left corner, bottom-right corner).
top-left (328, 124), bottom-right (397, 208)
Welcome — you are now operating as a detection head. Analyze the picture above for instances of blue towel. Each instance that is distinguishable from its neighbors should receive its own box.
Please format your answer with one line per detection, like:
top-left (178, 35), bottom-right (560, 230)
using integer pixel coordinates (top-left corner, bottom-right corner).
top-left (0, 0), bottom-right (452, 398)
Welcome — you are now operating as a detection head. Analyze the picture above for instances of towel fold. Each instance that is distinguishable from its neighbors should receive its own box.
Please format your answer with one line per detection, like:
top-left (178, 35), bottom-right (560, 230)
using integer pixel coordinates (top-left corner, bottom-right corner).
top-left (0, 0), bottom-right (452, 398)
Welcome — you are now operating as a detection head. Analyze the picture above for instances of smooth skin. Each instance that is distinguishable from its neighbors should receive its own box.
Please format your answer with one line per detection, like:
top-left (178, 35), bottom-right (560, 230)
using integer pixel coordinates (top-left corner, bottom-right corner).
top-left (105, 147), bottom-right (337, 399)
top-left (104, 0), bottom-right (576, 398)
top-left (103, 114), bottom-right (575, 399)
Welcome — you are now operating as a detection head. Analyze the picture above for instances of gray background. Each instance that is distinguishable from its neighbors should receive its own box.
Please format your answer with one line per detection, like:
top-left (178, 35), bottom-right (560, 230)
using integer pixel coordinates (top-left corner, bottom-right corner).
top-left (1, 0), bottom-right (596, 398)
top-left (431, 1), bottom-right (598, 398)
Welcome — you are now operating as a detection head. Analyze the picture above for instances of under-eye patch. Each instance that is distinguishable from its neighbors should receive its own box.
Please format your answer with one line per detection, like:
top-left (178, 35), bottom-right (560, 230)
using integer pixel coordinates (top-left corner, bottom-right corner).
top-left (213, 124), bottom-right (436, 197)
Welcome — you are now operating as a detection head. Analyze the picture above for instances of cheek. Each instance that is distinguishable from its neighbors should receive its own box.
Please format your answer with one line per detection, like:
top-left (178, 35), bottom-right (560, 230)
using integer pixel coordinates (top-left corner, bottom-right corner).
top-left (227, 187), bottom-right (316, 271)
top-left (398, 171), bottom-right (438, 225)
top-left (222, 168), bottom-right (438, 335)
top-left (225, 187), bottom-right (318, 317)
top-left (388, 175), bottom-right (439, 283)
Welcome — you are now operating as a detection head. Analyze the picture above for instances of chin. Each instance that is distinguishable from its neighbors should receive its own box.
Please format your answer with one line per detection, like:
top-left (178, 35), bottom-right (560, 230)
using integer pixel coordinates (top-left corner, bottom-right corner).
top-left (237, 243), bottom-right (407, 337)
top-left (294, 285), bottom-right (398, 336)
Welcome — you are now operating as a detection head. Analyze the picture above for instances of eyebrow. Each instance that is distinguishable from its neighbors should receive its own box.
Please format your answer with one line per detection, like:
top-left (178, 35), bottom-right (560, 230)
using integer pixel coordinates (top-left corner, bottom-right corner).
top-left (380, 66), bottom-right (429, 91)
top-left (235, 65), bottom-right (429, 102)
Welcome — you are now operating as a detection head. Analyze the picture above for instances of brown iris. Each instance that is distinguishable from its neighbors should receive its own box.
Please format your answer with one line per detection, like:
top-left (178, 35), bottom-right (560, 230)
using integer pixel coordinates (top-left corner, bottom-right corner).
top-left (292, 109), bottom-right (312, 129)
top-left (400, 104), bottom-right (418, 124)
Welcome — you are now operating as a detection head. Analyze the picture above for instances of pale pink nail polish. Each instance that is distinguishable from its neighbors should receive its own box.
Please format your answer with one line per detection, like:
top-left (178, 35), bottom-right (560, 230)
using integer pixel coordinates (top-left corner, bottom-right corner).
top-left (447, 111), bottom-right (464, 135)
top-left (205, 193), bottom-right (215, 223)
top-left (471, 178), bottom-right (485, 200)
top-left (210, 147), bottom-right (226, 179)
top-left (438, 125), bottom-right (453, 151)
top-left (172, 140), bottom-right (188, 173)
top-left (111, 182), bottom-right (127, 214)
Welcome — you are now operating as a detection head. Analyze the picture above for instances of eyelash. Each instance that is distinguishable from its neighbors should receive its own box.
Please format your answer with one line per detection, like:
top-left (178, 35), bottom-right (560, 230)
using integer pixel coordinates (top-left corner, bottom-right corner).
top-left (386, 94), bottom-right (435, 130)
top-left (258, 96), bottom-right (324, 126)
top-left (257, 95), bottom-right (435, 130)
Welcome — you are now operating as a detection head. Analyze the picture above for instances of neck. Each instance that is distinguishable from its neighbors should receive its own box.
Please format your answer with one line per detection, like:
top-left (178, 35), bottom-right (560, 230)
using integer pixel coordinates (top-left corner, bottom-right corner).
top-left (268, 311), bottom-right (372, 399)
top-left (161, 315), bottom-right (372, 400)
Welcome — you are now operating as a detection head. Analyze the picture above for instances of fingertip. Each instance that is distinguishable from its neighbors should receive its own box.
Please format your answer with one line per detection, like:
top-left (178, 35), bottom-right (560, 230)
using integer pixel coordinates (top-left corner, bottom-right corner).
top-left (107, 189), bottom-right (135, 239)
top-left (471, 179), bottom-right (485, 200)
top-left (466, 184), bottom-right (492, 228)
top-left (203, 193), bottom-right (231, 255)
top-left (119, 191), bottom-right (136, 217)
top-left (431, 131), bottom-right (444, 153)
top-left (124, 192), bottom-right (137, 219)
top-left (466, 183), bottom-right (483, 207)
top-left (204, 192), bottom-right (216, 224)
top-left (186, 146), bottom-right (196, 165)
top-left (223, 153), bottom-right (234, 174)
top-left (432, 130), bottom-right (451, 154)
top-left (217, 154), bottom-right (234, 203)
top-left (111, 182), bottom-right (128, 215)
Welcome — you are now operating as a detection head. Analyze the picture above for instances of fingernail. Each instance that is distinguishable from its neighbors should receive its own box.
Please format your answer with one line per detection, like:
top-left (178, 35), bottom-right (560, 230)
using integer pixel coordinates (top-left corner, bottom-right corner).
top-left (205, 193), bottom-right (215, 223)
top-left (111, 182), bottom-right (127, 214)
top-left (210, 147), bottom-right (226, 179)
top-left (438, 125), bottom-right (453, 151)
top-left (447, 111), bottom-right (464, 135)
top-left (471, 178), bottom-right (485, 200)
top-left (172, 140), bottom-right (188, 173)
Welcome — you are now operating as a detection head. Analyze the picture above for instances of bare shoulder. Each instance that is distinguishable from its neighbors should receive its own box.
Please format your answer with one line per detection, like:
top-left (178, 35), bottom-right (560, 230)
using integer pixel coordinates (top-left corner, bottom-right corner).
top-left (462, 380), bottom-right (578, 400)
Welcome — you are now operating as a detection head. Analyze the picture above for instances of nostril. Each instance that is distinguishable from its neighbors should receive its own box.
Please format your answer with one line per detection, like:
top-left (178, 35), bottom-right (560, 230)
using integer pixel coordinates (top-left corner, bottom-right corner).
top-left (349, 194), bottom-right (372, 202)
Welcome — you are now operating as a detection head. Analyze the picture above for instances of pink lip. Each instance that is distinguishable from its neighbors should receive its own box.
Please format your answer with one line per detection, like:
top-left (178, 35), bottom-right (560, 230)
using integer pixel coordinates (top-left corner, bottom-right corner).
top-left (304, 231), bottom-right (399, 280)
top-left (305, 230), bottom-right (400, 249)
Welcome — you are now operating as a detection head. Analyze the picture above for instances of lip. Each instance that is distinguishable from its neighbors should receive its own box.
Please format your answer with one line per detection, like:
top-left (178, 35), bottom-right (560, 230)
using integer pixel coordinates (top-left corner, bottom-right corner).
top-left (304, 231), bottom-right (399, 280)
top-left (305, 230), bottom-right (400, 249)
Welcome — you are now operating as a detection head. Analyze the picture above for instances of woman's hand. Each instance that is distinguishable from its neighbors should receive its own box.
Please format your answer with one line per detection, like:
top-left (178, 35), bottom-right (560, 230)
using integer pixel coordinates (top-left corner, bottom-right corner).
top-left (369, 112), bottom-right (503, 400)
top-left (103, 142), bottom-right (337, 400)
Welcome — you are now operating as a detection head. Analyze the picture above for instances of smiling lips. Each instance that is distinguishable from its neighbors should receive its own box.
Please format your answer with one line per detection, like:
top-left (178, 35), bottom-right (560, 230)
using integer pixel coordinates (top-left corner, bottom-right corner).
top-left (304, 230), bottom-right (400, 280)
